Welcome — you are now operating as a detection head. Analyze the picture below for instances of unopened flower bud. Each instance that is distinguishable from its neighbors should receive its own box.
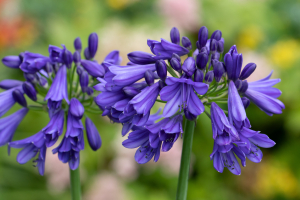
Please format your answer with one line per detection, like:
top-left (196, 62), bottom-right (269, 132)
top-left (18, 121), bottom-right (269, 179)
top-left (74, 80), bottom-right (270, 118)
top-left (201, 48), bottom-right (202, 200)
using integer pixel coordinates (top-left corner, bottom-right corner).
top-left (22, 82), bottom-right (37, 101)
top-left (234, 79), bottom-right (242, 90)
top-left (45, 62), bottom-right (53, 76)
top-left (170, 27), bottom-right (180, 45)
top-left (210, 39), bottom-right (217, 52)
top-left (241, 97), bottom-right (250, 109)
top-left (205, 71), bottom-right (214, 84)
top-left (212, 60), bottom-right (225, 82)
top-left (2, 56), bottom-right (22, 69)
top-left (196, 51), bottom-right (208, 70)
top-left (81, 60), bottom-right (105, 78)
top-left (24, 73), bottom-right (37, 83)
top-left (217, 38), bottom-right (224, 53)
top-left (211, 30), bottom-right (222, 41)
top-left (12, 89), bottom-right (27, 107)
top-left (87, 87), bottom-right (94, 96)
top-left (84, 47), bottom-right (92, 60)
top-left (184, 109), bottom-right (197, 121)
top-left (239, 63), bottom-right (256, 80)
top-left (158, 80), bottom-right (166, 89)
top-left (128, 51), bottom-right (156, 64)
top-left (155, 60), bottom-right (167, 81)
top-left (194, 69), bottom-right (204, 82)
top-left (80, 71), bottom-right (89, 92)
top-left (85, 117), bottom-right (102, 151)
top-left (239, 80), bottom-right (248, 93)
top-left (170, 57), bottom-right (181, 71)
top-left (70, 98), bottom-right (84, 118)
top-left (172, 53), bottom-right (181, 62)
top-left (73, 51), bottom-right (81, 64)
top-left (144, 70), bottom-right (154, 86)
top-left (63, 49), bottom-right (73, 68)
top-left (198, 26), bottom-right (208, 49)
top-left (76, 66), bottom-right (84, 75)
top-left (123, 86), bottom-right (140, 97)
top-left (182, 37), bottom-right (192, 50)
top-left (88, 33), bottom-right (98, 58)
top-left (182, 57), bottom-right (196, 77)
top-left (74, 37), bottom-right (82, 52)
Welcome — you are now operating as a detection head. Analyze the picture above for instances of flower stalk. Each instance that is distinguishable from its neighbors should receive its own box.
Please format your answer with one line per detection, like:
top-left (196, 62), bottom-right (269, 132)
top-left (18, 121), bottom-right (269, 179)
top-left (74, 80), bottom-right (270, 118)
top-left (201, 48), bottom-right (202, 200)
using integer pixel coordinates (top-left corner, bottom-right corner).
top-left (70, 167), bottom-right (81, 200)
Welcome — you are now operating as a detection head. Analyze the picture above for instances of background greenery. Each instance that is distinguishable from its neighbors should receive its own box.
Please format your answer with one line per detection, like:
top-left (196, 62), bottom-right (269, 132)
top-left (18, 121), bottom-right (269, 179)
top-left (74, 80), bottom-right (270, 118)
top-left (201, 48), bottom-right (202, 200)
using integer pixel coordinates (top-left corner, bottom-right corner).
top-left (0, 0), bottom-right (298, 199)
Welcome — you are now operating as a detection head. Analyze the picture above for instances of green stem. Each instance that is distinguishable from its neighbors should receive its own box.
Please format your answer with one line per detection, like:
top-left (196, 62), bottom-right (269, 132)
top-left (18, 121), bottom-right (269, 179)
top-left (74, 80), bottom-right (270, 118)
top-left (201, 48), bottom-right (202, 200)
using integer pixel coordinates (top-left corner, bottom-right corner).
top-left (70, 167), bottom-right (81, 200)
top-left (156, 99), bottom-right (167, 103)
top-left (176, 120), bottom-right (195, 200)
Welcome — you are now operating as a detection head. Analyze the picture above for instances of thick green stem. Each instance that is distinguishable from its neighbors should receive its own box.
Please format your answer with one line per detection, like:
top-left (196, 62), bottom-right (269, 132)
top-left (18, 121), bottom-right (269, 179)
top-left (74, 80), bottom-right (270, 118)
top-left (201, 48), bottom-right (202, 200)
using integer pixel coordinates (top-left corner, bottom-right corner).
top-left (176, 120), bottom-right (195, 200)
top-left (70, 167), bottom-right (81, 200)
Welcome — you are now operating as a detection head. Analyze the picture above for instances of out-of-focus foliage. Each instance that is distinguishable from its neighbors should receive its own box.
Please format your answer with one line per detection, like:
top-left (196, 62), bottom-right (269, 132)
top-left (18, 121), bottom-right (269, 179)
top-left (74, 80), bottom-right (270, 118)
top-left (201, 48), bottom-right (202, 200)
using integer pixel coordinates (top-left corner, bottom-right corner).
top-left (0, 0), bottom-right (299, 200)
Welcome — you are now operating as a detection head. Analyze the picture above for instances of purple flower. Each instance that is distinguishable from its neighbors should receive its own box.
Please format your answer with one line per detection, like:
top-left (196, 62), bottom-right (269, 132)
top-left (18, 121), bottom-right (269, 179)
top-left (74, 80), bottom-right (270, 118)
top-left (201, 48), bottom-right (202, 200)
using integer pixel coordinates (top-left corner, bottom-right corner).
top-left (127, 51), bottom-right (156, 65)
top-left (69, 98), bottom-right (84, 118)
top-left (224, 45), bottom-right (243, 81)
top-left (182, 57), bottom-right (196, 77)
top-left (45, 65), bottom-right (69, 103)
top-left (228, 81), bottom-right (249, 129)
top-left (88, 33), bottom-right (98, 58)
top-left (12, 89), bottom-right (27, 107)
top-left (160, 77), bottom-right (208, 117)
top-left (103, 50), bottom-right (121, 65)
top-left (20, 52), bottom-right (50, 73)
top-left (243, 71), bottom-right (284, 116)
top-left (74, 37), bottom-right (82, 52)
top-left (210, 142), bottom-right (245, 175)
top-left (148, 39), bottom-right (189, 60)
top-left (47, 100), bottom-right (62, 118)
top-left (170, 27), bottom-right (180, 45)
top-left (22, 82), bottom-right (37, 101)
top-left (49, 45), bottom-right (64, 63)
top-left (0, 86), bottom-right (23, 117)
top-left (42, 109), bottom-right (65, 147)
top-left (2, 55), bottom-right (22, 69)
top-left (85, 117), bottom-right (102, 151)
top-left (9, 131), bottom-right (46, 175)
top-left (0, 79), bottom-right (23, 90)
top-left (0, 108), bottom-right (28, 146)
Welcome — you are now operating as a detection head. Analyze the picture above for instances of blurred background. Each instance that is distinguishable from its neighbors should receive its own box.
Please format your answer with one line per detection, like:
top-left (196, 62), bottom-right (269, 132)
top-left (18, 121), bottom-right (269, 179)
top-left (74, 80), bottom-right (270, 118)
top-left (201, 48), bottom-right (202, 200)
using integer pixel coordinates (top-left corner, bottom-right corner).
top-left (0, 0), bottom-right (298, 199)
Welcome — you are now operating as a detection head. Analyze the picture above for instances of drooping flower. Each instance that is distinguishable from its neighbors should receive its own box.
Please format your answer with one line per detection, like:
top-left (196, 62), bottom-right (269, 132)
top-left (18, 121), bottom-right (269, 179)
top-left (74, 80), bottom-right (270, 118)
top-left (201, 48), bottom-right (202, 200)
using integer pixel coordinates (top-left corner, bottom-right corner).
top-left (0, 86), bottom-right (23, 117)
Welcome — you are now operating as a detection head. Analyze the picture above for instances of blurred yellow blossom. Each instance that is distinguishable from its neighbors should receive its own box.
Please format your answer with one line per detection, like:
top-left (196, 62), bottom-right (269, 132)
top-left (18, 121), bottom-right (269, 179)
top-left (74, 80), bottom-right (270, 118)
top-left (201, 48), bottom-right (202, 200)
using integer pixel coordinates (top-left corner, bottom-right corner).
top-left (254, 161), bottom-right (299, 199)
top-left (106, 0), bottom-right (138, 10)
top-left (237, 25), bottom-right (264, 50)
top-left (268, 39), bottom-right (300, 68)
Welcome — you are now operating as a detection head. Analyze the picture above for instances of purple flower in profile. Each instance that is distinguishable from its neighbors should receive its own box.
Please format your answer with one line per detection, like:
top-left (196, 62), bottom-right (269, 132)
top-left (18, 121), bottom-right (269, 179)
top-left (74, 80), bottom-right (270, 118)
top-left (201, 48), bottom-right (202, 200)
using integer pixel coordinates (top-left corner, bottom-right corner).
top-left (128, 51), bottom-right (157, 65)
top-left (45, 65), bottom-right (69, 103)
top-left (20, 52), bottom-right (50, 73)
top-left (0, 86), bottom-right (23, 117)
top-left (42, 109), bottom-right (65, 147)
top-left (0, 79), bottom-right (23, 90)
top-left (81, 60), bottom-right (105, 78)
top-left (243, 71), bottom-right (285, 116)
top-left (160, 76), bottom-right (208, 117)
top-left (2, 55), bottom-right (22, 69)
top-left (0, 108), bottom-right (28, 147)
top-left (210, 142), bottom-right (245, 175)
top-left (148, 38), bottom-right (189, 60)
top-left (9, 131), bottom-right (46, 175)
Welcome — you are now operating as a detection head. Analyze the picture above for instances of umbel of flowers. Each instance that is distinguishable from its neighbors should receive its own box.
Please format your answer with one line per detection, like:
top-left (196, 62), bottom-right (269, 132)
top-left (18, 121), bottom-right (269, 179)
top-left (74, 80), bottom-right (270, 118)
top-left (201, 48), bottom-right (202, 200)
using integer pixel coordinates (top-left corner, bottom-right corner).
top-left (0, 33), bottom-right (119, 175)
top-left (94, 26), bottom-right (284, 175)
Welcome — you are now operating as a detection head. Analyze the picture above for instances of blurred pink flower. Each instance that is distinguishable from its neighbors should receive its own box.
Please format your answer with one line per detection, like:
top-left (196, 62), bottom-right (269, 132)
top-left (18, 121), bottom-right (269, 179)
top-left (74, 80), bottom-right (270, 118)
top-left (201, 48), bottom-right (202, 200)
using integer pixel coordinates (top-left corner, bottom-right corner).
top-left (157, 0), bottom-right (201, 32)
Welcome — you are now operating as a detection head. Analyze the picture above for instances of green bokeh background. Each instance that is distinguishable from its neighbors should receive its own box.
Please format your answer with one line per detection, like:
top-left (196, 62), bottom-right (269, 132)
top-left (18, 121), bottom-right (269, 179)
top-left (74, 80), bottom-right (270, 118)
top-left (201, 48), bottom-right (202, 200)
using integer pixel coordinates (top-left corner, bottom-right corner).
top-left (0, 0), bottom-right (299, 199)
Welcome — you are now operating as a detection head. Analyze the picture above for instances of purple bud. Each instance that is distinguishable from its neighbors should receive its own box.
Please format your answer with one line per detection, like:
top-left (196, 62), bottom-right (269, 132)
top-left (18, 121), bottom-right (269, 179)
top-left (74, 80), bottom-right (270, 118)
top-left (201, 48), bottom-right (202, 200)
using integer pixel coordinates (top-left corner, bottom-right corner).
top-left (158, 80), bottom-right (166, 89)
top-left (2, 56), bottom-right (21, 69)
top-left (194, 69), bottom-right (204, 82)
top-left (84, 48), bottom-right (92, 60)
top-left (172, 53), bottom-right (181, 61)
top-left (87, 87), bottom-right (94, 96)
top-left (12, 89), bottom-right (27, 107)
top-left (85, 117), bottom-right (102, 151)
top-left (81, 60), bottom-right (105, 77)
top-left (88, 33), bottom-right (98, 58)
top-left (210, 39), bottom-right (217, 52)
top-left (196, 51), bottom-right (208, 70)
top-left (69, 98), bottom-right (84, 118)
top-left (239, 80), bottom-right (248, 93)
top-left (198, 26), bottom-right (208, 49)
top-left (24, 73), bottom-right (37, 83)
top-left (235, 53), bottom-right (243, 80)
top-left (76, 66), bottom-right (84, 75)
top-left (239, 63), bottom-right (256, 80)
top-left (170, 27), bottom-right (180, 45)
top-left (145, 70), bottom-right (154, 86)
top-left (205, 71), bottom-right (214, 84)
top-left (0, 79), bottom-right (23, 90)
top-left (123, 86), bottom-right (140, 97)
top-left (63, 49), bottom-right (73, 68)
top-left (74, 37), bottom-right (82, 52)
top-left (211, 52), bottom-right (220, 61)
top-left (182, 37), bottom-right (192, 50)
top-left (211, 30), bottom-right (222, 41)
top-left (217, 38), bottom-right (224, 53)
top-left (184, 109), bottom-right (197, 121)
top-left (38, 76), bottom-right (48, 87)
top-left (22, 82), bottom-right (37, 101)
top-left (234, 79), bottom-right (242, 90)
top-left (127, 51), bottom-right (156, 64)
top-left (241, 97), bottom-right (250, 109)
top-left (224, 53), bottom-right (234, 80)
top-left (80, 71), bottom-right (89, 92)
top-left (45, 62), bottom-right (53, 75)
top-left (155, 60), bottom-right (167, 81)
top-left (212, 60), bottom-right (225, 82)
top-left (73, 51), bottom-right (81, 64)
top-left (127, 61), bottom-right (135, 65)
top-left (170, 57), bottom-right (181, 71)
top-left (182, 57), bottom-right (196, 77)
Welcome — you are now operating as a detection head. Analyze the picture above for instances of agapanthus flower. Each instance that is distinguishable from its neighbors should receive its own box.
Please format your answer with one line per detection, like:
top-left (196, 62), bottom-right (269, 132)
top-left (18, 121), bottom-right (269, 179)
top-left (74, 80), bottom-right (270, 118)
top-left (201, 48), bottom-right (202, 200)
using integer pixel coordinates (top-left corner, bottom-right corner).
top-left (0, 33), bottom-right (106, 174)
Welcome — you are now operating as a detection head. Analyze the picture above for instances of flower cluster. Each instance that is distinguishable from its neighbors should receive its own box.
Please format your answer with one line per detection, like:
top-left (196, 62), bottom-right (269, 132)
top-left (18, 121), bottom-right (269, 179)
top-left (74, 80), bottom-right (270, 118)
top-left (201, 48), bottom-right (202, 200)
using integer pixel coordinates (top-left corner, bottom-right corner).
top-left (0, 33), bottom-right (112, 175)
top-left (95, 26), bottom-right (284, 174)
